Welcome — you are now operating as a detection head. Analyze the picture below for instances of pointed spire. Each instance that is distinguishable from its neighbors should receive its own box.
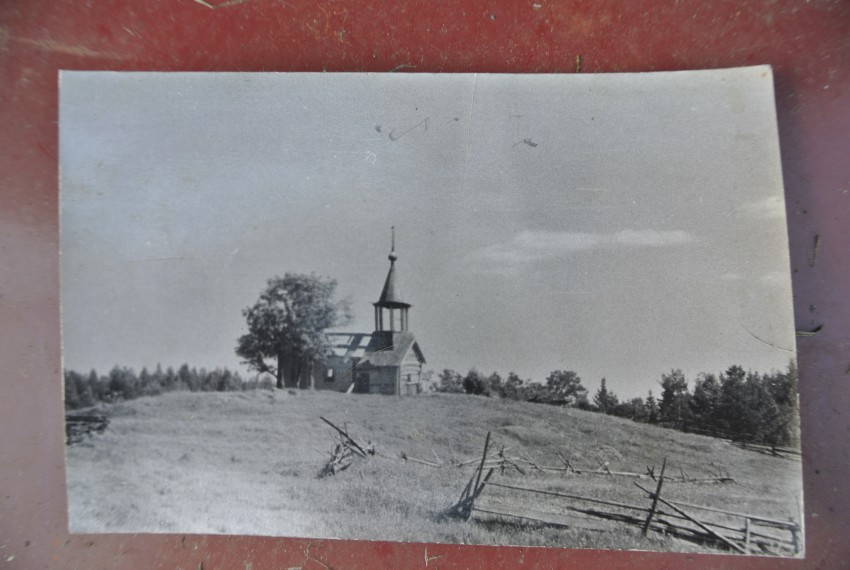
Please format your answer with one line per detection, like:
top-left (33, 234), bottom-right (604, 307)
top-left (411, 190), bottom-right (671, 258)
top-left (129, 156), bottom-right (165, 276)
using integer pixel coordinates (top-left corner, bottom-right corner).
top-left (375, 226), bottom-right (409, 309)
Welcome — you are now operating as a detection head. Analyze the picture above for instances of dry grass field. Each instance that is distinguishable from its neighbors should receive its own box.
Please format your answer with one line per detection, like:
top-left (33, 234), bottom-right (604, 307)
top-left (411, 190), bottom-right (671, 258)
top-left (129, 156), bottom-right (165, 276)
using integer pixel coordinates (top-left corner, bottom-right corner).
top-left (65, 390), bottom-right (803, 554)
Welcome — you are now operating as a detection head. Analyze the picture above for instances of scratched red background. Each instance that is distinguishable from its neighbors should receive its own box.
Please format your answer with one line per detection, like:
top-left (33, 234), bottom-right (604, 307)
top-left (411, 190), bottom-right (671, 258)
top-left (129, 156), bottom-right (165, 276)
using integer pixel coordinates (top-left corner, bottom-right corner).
top-left (1, 1), bottom-right (848, 568)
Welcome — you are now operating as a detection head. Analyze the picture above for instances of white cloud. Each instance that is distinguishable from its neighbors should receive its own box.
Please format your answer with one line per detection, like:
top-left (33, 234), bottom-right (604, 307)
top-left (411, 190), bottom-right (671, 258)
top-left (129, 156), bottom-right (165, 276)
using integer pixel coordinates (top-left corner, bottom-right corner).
top-left (468, 229), bottom-right (696, 270)
top-left (735, 196), bottom-right (786, 220)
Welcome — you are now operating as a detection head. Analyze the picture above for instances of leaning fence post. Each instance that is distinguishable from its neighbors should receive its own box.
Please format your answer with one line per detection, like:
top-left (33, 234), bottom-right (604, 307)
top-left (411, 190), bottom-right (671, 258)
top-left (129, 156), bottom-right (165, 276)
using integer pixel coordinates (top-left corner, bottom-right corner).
top-left (642, 457), bottom-right (667, 536)
top-left (466, 431), bottom-right (492, 516)
top-left (472, 431), bottom-right (491, 497)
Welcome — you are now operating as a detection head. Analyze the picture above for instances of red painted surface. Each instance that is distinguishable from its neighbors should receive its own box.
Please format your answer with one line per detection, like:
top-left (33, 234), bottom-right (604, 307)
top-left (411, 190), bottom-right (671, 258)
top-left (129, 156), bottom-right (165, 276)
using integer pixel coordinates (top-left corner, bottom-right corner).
top-left (1, 1), bottom-right (848, 568)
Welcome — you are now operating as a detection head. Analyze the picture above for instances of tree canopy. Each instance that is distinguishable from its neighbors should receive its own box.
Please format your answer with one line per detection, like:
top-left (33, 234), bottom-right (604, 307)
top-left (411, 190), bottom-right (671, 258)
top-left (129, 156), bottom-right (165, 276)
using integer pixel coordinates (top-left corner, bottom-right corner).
top-left (236, 273), bottom-right (351, 389)
top-left (544, 370), bottom-right (588, 407)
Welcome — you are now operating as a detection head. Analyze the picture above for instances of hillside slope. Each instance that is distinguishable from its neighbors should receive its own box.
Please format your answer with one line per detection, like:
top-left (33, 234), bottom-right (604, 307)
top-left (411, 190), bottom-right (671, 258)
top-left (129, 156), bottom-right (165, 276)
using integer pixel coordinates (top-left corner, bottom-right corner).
top-left (65, 390), bottom-right (802, 553)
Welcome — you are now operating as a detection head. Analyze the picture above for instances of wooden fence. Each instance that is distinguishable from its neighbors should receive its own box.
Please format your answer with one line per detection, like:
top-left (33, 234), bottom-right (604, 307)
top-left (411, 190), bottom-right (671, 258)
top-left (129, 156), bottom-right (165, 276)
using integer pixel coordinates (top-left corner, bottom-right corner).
top-left (439, 432), bottom-right (801, 556)
top-left (65, 414), bottom-right (109, 445)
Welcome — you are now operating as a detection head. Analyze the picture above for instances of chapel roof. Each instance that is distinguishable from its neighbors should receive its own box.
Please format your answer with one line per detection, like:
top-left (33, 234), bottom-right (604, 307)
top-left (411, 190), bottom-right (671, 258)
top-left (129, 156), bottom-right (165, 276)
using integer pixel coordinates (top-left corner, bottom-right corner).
top-left (325, 331), bottom-right (425, 367)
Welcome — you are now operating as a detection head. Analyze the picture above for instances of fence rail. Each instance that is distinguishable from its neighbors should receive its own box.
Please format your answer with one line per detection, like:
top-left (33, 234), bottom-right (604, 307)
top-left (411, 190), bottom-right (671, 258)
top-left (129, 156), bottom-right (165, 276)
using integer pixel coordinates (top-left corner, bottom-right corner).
top-left (440, 431), bottom-right (801, 556)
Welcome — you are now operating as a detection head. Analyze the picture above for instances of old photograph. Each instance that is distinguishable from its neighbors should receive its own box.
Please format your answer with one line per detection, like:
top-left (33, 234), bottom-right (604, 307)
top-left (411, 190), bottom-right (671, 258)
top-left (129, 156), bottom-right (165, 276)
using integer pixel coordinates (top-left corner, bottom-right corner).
top-left (60, 68), bottom-right (802, 556)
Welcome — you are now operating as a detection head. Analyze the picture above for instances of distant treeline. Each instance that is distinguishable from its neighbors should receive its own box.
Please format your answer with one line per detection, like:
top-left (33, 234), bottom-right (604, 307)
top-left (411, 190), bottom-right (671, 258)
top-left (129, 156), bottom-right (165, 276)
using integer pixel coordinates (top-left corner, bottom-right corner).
top-left (63, 364), bottom-right (275, 410)
top-left (431, 361), bottom-right (800, 448)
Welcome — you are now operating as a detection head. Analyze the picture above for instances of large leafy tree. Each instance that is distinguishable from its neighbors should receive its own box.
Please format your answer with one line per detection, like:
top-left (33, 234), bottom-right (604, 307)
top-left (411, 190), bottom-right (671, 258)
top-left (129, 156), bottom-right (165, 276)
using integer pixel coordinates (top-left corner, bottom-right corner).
top-left (236, 273), bottom-right (351, 389)
top-left (545, 370), bottom-right (588, 407)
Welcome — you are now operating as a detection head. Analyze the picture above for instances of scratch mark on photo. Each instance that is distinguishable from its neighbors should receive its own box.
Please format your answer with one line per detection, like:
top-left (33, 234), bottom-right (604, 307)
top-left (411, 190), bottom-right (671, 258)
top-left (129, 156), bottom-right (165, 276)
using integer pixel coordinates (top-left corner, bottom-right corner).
top-left (513, 138), bottom-right (538, 148)
top-left (741, 325), bottom-right (794, 352)
top-left (388, 117), bottom-right (429, 141)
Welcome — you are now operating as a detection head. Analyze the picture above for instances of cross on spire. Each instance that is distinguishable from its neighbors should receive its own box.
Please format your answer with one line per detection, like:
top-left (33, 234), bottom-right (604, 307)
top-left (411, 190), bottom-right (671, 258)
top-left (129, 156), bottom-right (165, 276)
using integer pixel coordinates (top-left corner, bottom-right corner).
top-left (389, 225), bottom-right (397, 262)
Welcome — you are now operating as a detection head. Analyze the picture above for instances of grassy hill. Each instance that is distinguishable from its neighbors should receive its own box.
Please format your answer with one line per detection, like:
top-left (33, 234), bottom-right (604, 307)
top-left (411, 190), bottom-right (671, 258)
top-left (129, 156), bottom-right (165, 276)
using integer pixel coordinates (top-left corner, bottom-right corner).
top-left (65, 389), bottom-right (802, 554)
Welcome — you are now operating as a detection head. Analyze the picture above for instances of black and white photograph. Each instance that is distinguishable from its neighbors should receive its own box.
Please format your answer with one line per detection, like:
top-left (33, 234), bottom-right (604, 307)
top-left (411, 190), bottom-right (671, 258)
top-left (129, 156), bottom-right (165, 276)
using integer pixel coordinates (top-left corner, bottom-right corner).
top-left (60, 68), bottom-right (802, 556)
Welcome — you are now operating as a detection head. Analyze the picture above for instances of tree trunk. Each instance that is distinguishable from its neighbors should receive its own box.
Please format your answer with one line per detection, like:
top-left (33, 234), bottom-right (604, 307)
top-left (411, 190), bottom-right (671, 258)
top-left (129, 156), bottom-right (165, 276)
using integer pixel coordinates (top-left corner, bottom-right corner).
top-left (285, 360), bottom-right (299, 389)
top-left (276, 352), bottom-right (284, 389)
top-left (274, 355), bottom-right (309, 389)
top-left (294, 361), bottom-right (303, 389)
top-left (308, 360), bottom-right (315, 391)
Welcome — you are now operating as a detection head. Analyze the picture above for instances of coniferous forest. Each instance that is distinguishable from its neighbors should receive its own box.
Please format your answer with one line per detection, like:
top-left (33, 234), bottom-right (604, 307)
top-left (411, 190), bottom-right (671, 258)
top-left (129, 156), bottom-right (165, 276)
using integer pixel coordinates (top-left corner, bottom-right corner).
top-left (63, 364), bottom-right (273, 410)
top-left (430, 361), bottom-right (799, 448)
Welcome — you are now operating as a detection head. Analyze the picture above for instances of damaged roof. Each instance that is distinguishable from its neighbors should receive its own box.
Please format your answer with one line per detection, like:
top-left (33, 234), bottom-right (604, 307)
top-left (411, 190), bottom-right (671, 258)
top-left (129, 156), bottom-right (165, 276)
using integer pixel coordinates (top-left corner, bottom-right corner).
top-left (325, 331), bottom-right (425, 367)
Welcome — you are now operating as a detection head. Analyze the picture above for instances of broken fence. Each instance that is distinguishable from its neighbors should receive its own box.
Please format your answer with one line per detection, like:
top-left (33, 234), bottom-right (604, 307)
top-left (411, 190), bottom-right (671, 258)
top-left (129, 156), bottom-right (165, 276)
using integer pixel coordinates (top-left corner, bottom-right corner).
top-left (439, 432), bottom-right (801, 556)
top-left (317, 416), bottom-right (375, 478)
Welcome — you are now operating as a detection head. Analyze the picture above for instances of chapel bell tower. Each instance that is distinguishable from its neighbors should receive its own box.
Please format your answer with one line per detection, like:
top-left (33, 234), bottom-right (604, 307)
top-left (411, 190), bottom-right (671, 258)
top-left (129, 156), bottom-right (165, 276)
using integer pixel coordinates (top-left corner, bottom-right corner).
top-left (373, 227), bottom-right (411, 333)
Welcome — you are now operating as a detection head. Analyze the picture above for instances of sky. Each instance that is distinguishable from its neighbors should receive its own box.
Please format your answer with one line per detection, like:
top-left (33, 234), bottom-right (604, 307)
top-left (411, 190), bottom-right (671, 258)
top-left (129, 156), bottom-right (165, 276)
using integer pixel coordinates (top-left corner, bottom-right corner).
top-left (59, 68), bottom-right (796, 399)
